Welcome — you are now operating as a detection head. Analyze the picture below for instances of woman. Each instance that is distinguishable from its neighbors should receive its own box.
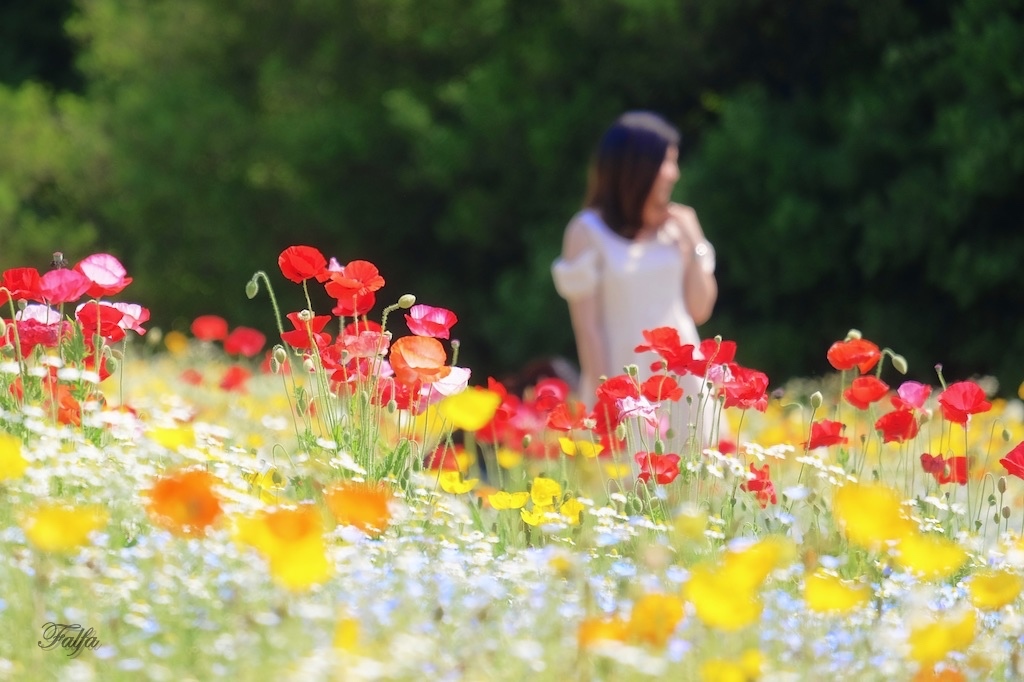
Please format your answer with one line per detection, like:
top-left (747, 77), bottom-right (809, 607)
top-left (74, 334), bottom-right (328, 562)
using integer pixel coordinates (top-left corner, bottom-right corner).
top-left (551, 111), bottom-right (719, 449)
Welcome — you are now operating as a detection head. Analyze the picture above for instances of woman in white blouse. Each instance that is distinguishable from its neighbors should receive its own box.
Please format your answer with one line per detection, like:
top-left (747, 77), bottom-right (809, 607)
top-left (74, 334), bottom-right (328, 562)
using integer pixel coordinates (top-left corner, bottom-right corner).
top-left (551, 111), bottom-right (719, 449)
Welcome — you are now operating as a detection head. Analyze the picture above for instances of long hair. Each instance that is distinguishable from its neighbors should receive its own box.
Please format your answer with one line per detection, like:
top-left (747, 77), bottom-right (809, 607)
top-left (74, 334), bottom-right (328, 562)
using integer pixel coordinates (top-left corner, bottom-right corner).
top-left (583, 111), bottom-right (680, 239)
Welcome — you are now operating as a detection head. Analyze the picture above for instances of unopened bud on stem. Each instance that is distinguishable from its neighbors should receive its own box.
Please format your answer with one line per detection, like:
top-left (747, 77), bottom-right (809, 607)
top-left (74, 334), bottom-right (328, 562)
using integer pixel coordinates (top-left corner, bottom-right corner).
top-left (398, 294), bottom-right (416, 309)
top-left (891, 354), bottom-right (908, 374)
top-left (245, 278), bottom-right (259, 300)
top-left (809, 391), bottom-right (823, 409)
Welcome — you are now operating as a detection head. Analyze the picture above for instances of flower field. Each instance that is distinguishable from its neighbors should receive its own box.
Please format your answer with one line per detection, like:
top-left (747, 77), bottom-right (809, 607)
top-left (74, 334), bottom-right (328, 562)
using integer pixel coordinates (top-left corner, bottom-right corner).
top-left (3, 249), bottom-right (1024, 681)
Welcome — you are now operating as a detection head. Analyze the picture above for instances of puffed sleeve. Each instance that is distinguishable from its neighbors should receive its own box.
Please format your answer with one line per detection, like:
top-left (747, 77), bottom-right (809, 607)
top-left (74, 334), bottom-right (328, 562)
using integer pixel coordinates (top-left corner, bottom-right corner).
top-left (551, 248), bottom-right (599, 300)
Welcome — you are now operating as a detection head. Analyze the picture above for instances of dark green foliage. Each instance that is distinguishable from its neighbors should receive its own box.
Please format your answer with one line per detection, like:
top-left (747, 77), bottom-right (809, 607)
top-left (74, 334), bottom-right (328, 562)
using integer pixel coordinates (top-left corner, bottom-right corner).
top-left (0, 0), bottom-right (1022, 393)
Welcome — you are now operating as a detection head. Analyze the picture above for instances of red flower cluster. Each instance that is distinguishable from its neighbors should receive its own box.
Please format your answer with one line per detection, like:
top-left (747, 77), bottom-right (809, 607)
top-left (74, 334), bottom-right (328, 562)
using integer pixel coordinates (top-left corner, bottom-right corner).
top-left (742, 463), bottom-right (777, 507)
top-left (920, 454), bottom-right (968, 485)
top-left (635, 452), bottom-right (681, 485)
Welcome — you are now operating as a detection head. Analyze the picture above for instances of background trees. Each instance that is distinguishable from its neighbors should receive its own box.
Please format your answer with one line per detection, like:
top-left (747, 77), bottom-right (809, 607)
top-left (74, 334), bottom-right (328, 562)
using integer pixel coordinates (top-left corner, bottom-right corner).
top-left (1, 0), bottom-right (1022, 392)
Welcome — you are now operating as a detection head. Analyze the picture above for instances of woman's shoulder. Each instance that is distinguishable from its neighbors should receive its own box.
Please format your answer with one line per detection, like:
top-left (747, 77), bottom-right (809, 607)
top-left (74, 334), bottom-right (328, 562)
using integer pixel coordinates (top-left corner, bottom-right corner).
top-left (562, 209), bottom-right (604, 257)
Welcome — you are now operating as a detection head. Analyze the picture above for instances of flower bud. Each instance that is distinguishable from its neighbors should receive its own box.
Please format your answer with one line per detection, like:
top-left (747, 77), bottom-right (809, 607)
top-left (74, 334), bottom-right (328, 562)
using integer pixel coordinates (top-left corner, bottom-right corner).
top-left (521, 434), bottom-right (532, 449)
top-left (1003, 506), bottom-right (1012, 520)
top-left (625, 364), bottom-right (639, 377)
top-left (809, 391), bottom-right (823, 409)
top-left (386, 399), bottom-right (398, 414)
top-left (302, 357), bottom-right (316, 373)
top-left (398, 294), bottom-right (416, 309)
top-left (614, 424), bottom-right (627, 442)
top-left (245, 278), bottom-right (259, 300)
top-left (269, 358), bottom-right (281, 374)
top-left (654, 439), bottom-right (665, 455)
top-left (845, 329), bottom-right (862, 341)
top-left (998, 477), bottom-right (1007, 494)
top-left (1003, 429), bottom-right (1012, 443)
top-left (891, 354), bottom-right (908, 374)
top-left (273, 345), bottom-right (288, 366)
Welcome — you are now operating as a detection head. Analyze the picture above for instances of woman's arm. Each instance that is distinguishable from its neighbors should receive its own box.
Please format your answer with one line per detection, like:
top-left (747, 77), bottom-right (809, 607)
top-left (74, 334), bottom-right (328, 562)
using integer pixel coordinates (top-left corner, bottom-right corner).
top-left (561, 217), bottom-right (610, 401)
top-left (669, 203), bottom-right (718, 326)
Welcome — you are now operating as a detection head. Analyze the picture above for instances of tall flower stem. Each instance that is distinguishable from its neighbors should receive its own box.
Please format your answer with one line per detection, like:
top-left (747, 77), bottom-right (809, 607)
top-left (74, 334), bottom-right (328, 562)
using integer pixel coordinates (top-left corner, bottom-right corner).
top-left (247, 272), bottom-right (286, 337)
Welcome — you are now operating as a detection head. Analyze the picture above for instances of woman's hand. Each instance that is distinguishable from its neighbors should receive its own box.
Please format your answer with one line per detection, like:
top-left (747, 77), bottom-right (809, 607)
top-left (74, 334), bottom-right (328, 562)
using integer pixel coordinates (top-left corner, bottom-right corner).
top-left (668, 203), bottom-right (718, 324)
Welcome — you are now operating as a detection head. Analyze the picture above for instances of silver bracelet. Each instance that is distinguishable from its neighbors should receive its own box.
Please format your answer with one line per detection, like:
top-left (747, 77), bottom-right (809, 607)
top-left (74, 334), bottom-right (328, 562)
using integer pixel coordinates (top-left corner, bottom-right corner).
top-left (694, 241), bottom-right (716, 274)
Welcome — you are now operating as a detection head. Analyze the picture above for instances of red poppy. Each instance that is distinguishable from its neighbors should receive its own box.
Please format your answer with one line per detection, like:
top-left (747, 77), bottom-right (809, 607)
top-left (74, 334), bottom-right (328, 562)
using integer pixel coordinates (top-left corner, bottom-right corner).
top-left (405, 305), bottom-right (458, 339)
top-left (590, 394), bottom-right (625, 442)
top-left (804, 419), bottom-right (847, 449)
top-left (373, 375), bottom-right (427, 414)
top-left (76, 302), bottom-right (126, 346)
top-left (191, 315), bottom-right (229, 342)
top-left (684, 338), bottom-right (738, 377)
top-left (74, 253), bottom-right (133, 298)
top-left (530, 378), bottom-right (570, 413)
top-left (280, 311), bottom-right (332, 350)
top-left (342, 319), bottom-right (382, 336)
top-left (938, 381), bottom-right (992, 426)
top-left (389, 336), bottom-right (450, 386)
top-left (278, 246), bottom-right (328, 283)
top-left (921, 454), bottom-right (968, 485)
top-left (331, 290), bottom-right (376, 318)
top-left (219, 365), bottom-right (251, 391)
top-left (999, 442), bottom-right (1024, 480)
top-left (826, 338), bottom-right (881, 373)
top-left (477, 379), bottom-right (517, 444)
top-left (843, 375), bottom-right (889, 410)
top-left (635, 327), bottom-right (689, 372)
top-left (7, 319), bottom-right (65, 356)
top-left (224, 326), bottom-right (266, 357)
top-left (82, 348), bottom-right (115, 381)
top-left (939, 456), bottom-right (968, 485)
top-left (635, 452), bottom-right (680, 485)
top-left (595, 375), bottom-right (640, 402)
top-left (180, 368), bottom-right (204, 386)
top-left (546, 400), bottom-right (589, 432)
top-left (742, 463), bottom-right (777, 507)
top-left (424, 444), bottom-right (464, 471)
top-left (720, 363), bottom-right (769, 411)
top-left (0, 267), bottom-right (42, 305)
top-left (324, 260), bottom-right (385, 300)
top-left (874, 408), bottom-right (919, 443)
top-left (337, 329), bottom-right (390, 360)
top-left (38, 268), bottom-right (92, 305)
top-left (641, 375), bottom-right (684, 403)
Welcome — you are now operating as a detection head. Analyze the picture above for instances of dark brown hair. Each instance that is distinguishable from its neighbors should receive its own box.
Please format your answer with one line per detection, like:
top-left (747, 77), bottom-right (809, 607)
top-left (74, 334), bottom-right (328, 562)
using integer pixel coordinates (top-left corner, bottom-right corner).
top-left (583, 111), bottom-right (680, 239)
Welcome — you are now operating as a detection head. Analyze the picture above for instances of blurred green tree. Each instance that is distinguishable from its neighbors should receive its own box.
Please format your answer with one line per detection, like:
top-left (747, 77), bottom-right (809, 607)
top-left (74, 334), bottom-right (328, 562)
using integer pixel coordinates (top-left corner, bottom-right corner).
top-left (0, 0), bottom-right (1021, 394)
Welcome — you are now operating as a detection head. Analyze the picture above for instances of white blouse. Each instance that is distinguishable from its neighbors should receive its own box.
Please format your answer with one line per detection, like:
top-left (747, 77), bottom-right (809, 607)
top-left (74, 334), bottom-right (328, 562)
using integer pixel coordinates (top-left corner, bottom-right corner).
top-left (553, 209), bottom-right (709, 448)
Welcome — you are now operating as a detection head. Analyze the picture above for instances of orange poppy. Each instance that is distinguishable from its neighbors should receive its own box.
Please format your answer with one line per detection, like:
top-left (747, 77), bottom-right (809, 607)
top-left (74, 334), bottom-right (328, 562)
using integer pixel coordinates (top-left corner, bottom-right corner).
top-left (389, 336), bottom-right (451, 386)
top-left (147, 469), bottom-right (224, 536)
top-left (324, 481), bottom-right (392, 536)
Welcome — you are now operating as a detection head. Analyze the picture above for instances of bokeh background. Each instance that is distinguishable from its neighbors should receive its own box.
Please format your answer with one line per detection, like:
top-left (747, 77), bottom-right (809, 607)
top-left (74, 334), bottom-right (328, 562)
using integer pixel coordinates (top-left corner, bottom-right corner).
top-left (2, 0), bottom-right (1022, 393)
